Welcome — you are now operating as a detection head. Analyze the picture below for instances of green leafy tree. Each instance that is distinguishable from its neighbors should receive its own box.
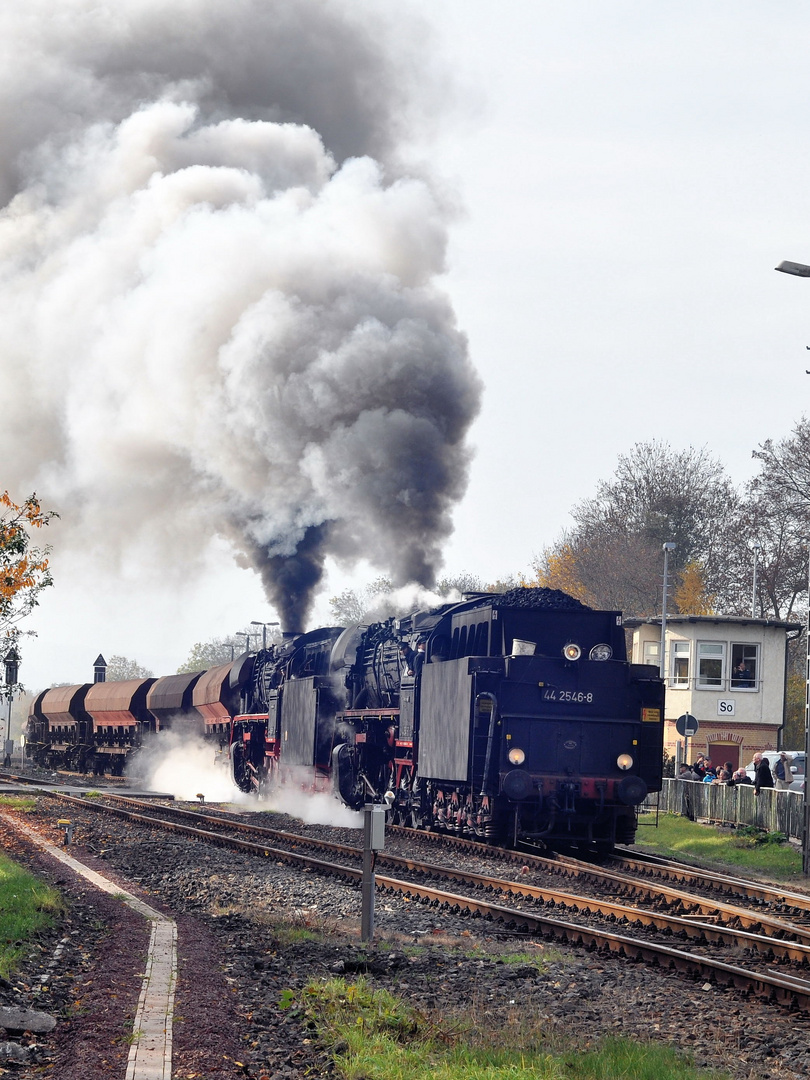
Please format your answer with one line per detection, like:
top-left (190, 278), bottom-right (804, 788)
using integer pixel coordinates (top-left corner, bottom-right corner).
top-left (177, 637), bottom-right (242, 673)
top-left (176, 627), bottom-right (281, 672)
top-left (435, 573), bottom-right (485, 596)
top-left (784, 668), bottom-right (805, 750)
top-left (105, 655), bottom-right (154, 681)
top-left (329, 573), bottom-right (491, 625)
top-left (328, 578), bottom-right (393, 624)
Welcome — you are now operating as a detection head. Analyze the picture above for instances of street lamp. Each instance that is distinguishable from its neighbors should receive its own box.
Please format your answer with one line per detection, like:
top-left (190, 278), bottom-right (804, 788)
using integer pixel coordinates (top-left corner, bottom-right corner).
top-left (775, 260), bottom-right (810, 277)
top-left (250, 621), bottom-right (280, 650)
top-left (751, 543), bottom-right (761, 619)
top-left (777, 265), bottom-right (810, 872)
top-left (660, 543), bottom-right (676, 682)
top-left (3, 647), bottom-right (20, 767)
top-left (235, 631), bottom-right (254, 654)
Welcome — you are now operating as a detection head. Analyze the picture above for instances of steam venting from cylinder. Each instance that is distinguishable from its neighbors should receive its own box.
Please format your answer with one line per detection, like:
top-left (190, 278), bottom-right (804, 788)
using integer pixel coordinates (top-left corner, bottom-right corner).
top-left (0, 0), bottom-right (482, 631)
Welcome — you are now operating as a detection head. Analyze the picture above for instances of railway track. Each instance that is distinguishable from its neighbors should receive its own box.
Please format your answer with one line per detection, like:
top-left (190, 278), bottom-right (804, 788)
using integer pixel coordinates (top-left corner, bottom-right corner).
top-left (21, 790), bottom-right (810, 1014)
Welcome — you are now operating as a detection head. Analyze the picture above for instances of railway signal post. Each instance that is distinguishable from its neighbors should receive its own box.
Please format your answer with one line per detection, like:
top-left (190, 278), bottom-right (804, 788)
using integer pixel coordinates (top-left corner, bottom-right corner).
top-left (361, 803), bottom-right (386, 941)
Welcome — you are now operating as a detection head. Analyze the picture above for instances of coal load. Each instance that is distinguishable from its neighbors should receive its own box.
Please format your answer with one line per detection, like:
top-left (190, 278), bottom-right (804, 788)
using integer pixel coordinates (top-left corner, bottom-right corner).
top-left (494, 587), bottom-right (590, 611)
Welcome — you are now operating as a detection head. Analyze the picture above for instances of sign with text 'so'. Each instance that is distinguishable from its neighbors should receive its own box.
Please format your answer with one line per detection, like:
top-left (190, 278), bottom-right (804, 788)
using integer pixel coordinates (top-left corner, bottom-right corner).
top-left (675, 713), bottom-right (700, 737)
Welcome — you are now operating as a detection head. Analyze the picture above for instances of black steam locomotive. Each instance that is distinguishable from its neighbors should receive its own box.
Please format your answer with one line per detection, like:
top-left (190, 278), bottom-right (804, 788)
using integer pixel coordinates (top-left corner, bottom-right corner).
top-left (27, 587), bottom-right (664, 849)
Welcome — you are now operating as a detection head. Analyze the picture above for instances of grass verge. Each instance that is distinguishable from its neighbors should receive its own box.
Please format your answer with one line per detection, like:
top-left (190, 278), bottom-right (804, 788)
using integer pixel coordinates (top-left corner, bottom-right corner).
top-left (635, 812), bottom-right (803, 881)
top-left (296, 976), bottom-right (730, 1080)
top-left (0, 851), bottom-right (63, 979)
top-left (0, 796), bottom-right (37, 811)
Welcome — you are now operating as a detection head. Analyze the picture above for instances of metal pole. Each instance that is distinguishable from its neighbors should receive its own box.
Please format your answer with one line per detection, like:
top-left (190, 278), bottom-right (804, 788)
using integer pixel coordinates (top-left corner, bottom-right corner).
top-left (660, 543), bottom-right (676, 681)
top-left (752, 544), bottom-right (760, 619)
top-left (804, 551), bottom-right (810, 875)
top-left (361, 804), bottom-right (386, 941)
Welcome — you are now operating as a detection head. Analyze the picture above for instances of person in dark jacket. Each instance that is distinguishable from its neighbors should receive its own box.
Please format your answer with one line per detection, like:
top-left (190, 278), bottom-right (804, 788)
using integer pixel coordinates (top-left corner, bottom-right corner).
top-left (753, 753), bottom-right (774, 795)
top-left (729, 768), bottom-right (753, 786)
top-left (679, 764), bottom-right (701, 781)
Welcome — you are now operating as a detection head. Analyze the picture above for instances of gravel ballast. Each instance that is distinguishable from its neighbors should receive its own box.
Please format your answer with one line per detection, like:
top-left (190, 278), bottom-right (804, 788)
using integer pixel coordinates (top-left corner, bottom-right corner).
top-left (2, 795), bottom-right (810, 1080)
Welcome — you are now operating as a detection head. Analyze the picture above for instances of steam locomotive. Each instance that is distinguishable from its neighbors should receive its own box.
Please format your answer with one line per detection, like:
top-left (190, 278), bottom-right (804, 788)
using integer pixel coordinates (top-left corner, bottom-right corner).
top-left (26, 588), bottom-right (664, 849)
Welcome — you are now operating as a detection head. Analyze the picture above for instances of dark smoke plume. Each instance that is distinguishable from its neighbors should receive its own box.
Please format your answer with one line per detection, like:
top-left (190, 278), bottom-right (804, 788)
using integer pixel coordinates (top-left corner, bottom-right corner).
top-left (0, 0), bottom-right (481, 630)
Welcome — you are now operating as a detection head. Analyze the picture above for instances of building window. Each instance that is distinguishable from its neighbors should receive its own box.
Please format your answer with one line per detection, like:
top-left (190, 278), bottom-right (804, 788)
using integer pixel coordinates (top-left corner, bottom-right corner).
top-left (671, 641), bottom-right (690, 687)
top-left (730, 643), bottom-right (758, 690)
top-left (697, 641), bottom-right (725, 688)
top-left (642, 641), bottom-right (660, 668)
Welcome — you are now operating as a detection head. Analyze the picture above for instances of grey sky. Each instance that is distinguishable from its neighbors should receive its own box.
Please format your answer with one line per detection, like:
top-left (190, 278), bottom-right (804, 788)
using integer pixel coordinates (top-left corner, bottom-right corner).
top-left (9, 0), bottom-right (810, 690)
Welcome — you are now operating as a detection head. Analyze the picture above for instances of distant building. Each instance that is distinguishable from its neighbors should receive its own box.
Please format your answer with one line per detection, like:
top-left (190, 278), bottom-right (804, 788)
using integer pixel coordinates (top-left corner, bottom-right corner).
top-left (624, 614), bottom-right (802, 771)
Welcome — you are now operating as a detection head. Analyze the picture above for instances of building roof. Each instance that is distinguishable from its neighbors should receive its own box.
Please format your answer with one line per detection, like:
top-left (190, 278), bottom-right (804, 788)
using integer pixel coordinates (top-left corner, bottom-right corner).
top-left (624, 614), bottom-right (802, 632)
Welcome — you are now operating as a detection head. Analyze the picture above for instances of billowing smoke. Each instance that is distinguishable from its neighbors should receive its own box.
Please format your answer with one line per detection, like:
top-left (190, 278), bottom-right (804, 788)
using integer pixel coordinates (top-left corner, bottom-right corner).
top-left (0, 0), bottom-right (481, 631)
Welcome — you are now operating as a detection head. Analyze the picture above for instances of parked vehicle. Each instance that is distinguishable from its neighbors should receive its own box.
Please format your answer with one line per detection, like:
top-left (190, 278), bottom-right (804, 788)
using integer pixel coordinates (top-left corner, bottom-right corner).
top-left (744, 751), bottom-right (805, 792)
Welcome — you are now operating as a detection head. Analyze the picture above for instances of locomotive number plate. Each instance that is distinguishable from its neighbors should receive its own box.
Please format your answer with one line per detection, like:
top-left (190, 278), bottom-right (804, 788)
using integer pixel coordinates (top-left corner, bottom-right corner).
top-left (541, 688), bottom-right (594, 704)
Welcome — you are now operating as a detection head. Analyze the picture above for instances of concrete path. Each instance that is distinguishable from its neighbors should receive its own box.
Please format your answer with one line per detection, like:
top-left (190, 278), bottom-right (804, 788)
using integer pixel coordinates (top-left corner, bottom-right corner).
top-left (0, 813), bottom-right (177, 1080)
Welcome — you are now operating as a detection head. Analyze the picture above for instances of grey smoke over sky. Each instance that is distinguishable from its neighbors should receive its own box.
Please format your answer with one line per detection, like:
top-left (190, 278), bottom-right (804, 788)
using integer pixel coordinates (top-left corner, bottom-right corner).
top-left (0, 0), bottom-right (481, 631)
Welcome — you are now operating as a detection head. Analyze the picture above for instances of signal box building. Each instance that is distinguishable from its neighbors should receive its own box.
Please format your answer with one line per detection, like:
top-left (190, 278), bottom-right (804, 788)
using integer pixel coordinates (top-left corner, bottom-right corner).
top-left (624, 615), bottom-right (801, 771)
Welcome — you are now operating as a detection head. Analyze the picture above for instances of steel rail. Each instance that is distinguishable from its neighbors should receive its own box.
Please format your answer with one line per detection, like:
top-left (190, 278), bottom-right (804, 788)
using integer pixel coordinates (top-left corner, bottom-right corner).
top-left (82, 794), bottom-right (810, 944)
top-left (44, 793), bottom-right (810, 980)
top-left (608, 849), bottom-right (810, 912)
top-left (37, 794), bottom-right (810, 1011)
top-left (376, 877), bottom-right (810, 1014)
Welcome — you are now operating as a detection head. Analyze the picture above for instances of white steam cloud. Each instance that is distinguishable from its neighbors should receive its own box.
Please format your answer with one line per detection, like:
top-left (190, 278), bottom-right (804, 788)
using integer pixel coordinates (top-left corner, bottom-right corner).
top-left (1, 0), bottom-right (481, 630)
top-left (133, 730), bottom-right (363, 829)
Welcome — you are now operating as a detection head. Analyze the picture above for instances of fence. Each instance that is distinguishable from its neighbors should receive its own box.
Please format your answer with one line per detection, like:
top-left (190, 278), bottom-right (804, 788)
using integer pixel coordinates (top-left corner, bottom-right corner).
top-left (645, 779), bottom-right (805, 842)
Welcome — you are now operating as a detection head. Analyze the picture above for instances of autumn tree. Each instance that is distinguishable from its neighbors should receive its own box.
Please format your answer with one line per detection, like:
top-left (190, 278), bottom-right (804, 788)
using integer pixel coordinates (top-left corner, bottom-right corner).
top-left (531, 544), bottom-right (595, 606)
top-left (537, 442), bottom-right (738, 616)
top-left (1, 492), bottom-right (57, 664)
top-left (724, 417), bottom-right (810, 620)
top-left (672, 560), bottom-right (715, 616)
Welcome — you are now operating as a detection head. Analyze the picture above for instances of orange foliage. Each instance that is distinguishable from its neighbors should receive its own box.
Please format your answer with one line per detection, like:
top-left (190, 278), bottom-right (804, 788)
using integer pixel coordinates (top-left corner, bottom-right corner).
top-left (533, 545), bottom-right (596, 607)
top-left (1, 491), bottom-right (57, 629)
top-left (673, 560), bottom-right (715, 615)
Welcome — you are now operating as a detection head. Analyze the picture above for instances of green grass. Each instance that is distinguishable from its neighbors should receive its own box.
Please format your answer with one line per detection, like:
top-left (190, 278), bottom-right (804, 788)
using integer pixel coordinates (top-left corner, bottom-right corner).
top-left (635, 813), bottom-right (803, 881)
top-left (0, 796), bottom-right (37, 811)
top-left (296, 977), bottom-right (730, 1080)
top-left (0, 852), bottom-right (64, 979)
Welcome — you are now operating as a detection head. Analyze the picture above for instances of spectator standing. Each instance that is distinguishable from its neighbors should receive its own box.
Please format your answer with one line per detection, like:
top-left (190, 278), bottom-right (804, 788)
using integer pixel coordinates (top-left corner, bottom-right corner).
top-left (774, 752), bottom-right (792, 791)
top-left (753, 753), bottom-right (774, 796)
top-left (679, 764), bottom-right (701, 781)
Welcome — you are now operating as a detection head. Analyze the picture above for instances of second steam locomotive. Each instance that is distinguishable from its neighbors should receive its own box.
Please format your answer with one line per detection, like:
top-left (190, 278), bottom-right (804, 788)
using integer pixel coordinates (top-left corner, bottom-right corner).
top-left (27, 587), bottom-right (664, 849)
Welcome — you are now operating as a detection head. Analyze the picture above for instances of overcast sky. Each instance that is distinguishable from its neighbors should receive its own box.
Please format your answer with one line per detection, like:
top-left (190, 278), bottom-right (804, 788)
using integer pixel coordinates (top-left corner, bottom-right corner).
top-left (9, 0), bottom-right (810, 692)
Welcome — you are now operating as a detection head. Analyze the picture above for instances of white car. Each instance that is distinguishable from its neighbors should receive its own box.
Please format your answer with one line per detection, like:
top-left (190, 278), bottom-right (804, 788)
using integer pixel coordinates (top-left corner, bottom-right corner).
top-left (744, 751), bottom-right (806, 792)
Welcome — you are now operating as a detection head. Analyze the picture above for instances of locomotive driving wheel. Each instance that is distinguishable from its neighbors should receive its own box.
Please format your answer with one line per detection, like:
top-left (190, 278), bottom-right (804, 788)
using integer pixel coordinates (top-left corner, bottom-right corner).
top-left (408, 778), bottom-right (427, 830)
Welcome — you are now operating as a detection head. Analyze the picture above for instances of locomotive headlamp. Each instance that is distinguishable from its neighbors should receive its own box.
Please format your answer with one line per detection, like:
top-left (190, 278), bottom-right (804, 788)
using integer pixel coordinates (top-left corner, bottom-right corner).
top-left (589, 643), bottom-right (613, 661)
top-left (562, 643), bottom-right (581, 661)
top-left (617, 753), bottom-right (634, 771)
top-left (508, 747), bottom-right (526, 765)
